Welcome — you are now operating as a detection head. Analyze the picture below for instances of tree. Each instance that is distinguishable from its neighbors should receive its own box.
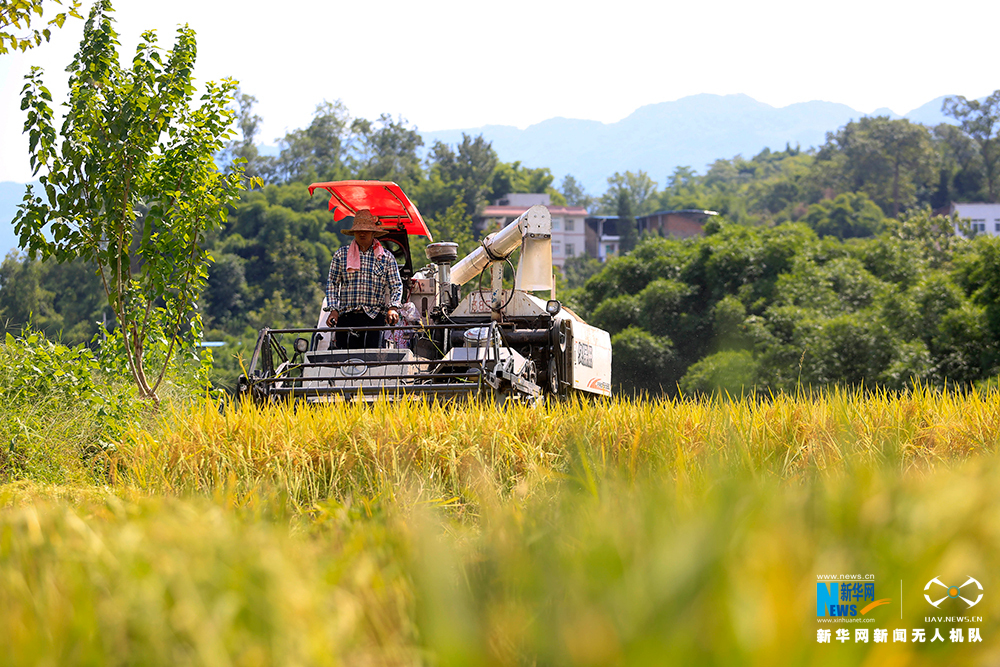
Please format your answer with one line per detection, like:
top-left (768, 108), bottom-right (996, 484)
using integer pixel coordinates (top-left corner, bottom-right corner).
top-left (616, 188), bottom-right (638, 253)
top-left (679, 349), bottom-right (758, 396)
top-left (15, 1), bottom-right (249, 402)
top-left (953, 235), bottom-right (1000, 373)
top-left (202, 253), bottom-right (250, 330)
top-left (0, 0), bottom-right (81, 53)
top-left (560, 254), bottom-right (601, 290)
top-left (817, 117), bottom-right (934, 218)
top-left (416, 134), bottom-right (499, 220)
top-left (0, 251), bottom-right (55, 331)
top-left (427, 197), bottom-right (476, 258)
top-left (350, 113), bottom-right (424, 188)
top-left (220, 88), bottom-right (269, 181)
top-left (268, 100), bottom-right (351, 184)
top-left (943, 91), bottom-right (1000, 202)
top-left (610, 326), bottom-right (681, 395)
top-left (0, 252), bottom-right (107, 344)
top-left (489, 161), bottom-right (556, 202)
top-left (932, 123), bottom-right (986, 204)
top-left (599, 170), bottom-right (658, 216)
top-left (559, 174), bottom-right (593, 210)
top-left (802, 192), bottom-right (885, 239)
top-left (872, 118), bottom-right (935, 218)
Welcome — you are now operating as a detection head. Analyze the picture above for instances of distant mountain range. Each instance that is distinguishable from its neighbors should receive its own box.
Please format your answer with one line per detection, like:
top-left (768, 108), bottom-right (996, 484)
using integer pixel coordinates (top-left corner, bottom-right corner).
top-left (421, 94), bottom-right (956, 195)
top-left (0, 93), bottom-right (958, 255)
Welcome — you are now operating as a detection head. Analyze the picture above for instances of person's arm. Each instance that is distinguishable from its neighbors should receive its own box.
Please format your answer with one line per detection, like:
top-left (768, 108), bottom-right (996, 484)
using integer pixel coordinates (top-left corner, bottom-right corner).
top-left (325, 250), bottom-right (343, 325)
top-left (385, 254), bottom-right (403, 324)
top-left (386, 255), bottom-right (403, 309)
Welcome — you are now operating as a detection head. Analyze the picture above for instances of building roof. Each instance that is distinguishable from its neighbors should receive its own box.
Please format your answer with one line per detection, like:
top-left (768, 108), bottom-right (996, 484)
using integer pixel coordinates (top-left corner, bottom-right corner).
top-left (482, 205), bottom-right (589, 218)
top-left (640, 209), bottom-right (719, 217)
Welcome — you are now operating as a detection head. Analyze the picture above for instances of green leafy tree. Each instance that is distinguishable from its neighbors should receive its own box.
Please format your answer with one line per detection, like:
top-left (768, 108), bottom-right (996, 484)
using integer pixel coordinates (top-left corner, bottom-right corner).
top-left (424, 134), bottom-right (499, 218)
top-left (589, 293), bottom-right (641, 336)
top-left (0, 253), bottom-right (106, 344)
top-left (0, 0), bottom-right (81, 53)
top-left (559, 174), bottom-right (594, 210)
top-left (679, 349), bottom-right (758, 396)
top-left (638, 278), bottom-right (694, 341)
top-left (220, 88), bottom-right (268, 181)
top-left (711, 294), bottom-right (748, 350)
top-left (882, 207), bottom-right (960, 269)
top-left (599, 170), bottom-right (658, 216)
top-left (15, 1), bottom-right (249, 402)
top-left (817, 117), bottom-right (934, 218)
top-left (201, 253), bottom-right (250, 331)
top-left (490, 161), bottom-right (557, 202)
top-left (615, 189), bottom-right (638, 254)
top-left (427, 197), bottom-right (477, 258)
top-left (658, 165), bottom-right (711, 211)
top-left (932, 123), bottom-right (986, 204)
top-left (871, 118), bottom-right (934, 218)
top-left (610, 326), bottom-right (681, 395)
top-left (953, 235), bottom-right (1000, 373)
top-left (802, 192), bottom-right (885, 239)
top-left (559, 254), bottom-right (601, 290)
top-left (350, 113), bottom-right (424, 188)
top-left (268, 100), bottom-right (351, 184)
top-left (0, 251), bottom-right (56, 331)
top-left (943, 91), bottom-right (1000, 202)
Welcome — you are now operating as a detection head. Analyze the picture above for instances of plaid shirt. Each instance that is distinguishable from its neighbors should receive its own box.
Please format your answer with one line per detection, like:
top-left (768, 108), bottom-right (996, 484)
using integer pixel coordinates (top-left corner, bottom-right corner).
top-left (326, 242), bottom-right (403, 318)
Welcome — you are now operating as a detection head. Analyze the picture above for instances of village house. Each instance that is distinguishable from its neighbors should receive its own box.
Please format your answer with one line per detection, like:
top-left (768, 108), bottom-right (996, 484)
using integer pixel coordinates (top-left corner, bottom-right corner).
top-left (950, 202), bottom-right (1000, 238)
top-left (586, 209), bottom-right (718, 261)
top-left (481, 194), bottom-right (588, 269)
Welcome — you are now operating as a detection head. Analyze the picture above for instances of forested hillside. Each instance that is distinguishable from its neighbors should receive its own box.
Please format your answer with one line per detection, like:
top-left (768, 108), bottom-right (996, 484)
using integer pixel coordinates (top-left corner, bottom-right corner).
top-left (1, 90), bottom-right (998, 392)
top-left (583, 212), bottom-right (1000, 394)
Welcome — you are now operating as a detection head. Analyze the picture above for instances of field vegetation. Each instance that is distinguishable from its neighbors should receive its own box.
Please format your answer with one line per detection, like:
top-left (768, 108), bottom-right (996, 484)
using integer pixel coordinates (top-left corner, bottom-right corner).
top-left (2, 344), bottom-right (999, 664)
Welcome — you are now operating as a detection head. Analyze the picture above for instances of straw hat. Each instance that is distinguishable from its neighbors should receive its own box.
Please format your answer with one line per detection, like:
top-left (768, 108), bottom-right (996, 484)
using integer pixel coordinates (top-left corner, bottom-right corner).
top-left (342, 209), bottom-right (388, 237)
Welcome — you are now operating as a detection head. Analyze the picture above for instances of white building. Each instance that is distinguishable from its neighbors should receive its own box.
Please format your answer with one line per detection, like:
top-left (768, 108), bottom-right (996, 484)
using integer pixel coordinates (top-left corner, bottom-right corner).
top-left (951, 202), bottom-right (1000, 237)
top-left (481, 194), bottom-right (588, 269)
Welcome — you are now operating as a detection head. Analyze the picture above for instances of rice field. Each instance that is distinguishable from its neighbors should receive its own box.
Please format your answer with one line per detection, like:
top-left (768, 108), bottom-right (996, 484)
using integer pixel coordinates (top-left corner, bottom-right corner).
top-left (2, 386), bottom-right (1000, 665)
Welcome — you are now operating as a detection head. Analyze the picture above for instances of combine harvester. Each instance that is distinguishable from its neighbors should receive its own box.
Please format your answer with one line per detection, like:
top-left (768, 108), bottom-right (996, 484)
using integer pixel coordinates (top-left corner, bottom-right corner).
top-left (236, 181), bottom-right (611, 403)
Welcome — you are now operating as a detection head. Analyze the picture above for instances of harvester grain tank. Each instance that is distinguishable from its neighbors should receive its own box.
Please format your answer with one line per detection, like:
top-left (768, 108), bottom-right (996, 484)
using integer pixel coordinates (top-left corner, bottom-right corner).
top-left (236, 181), bottom-right (611, 403)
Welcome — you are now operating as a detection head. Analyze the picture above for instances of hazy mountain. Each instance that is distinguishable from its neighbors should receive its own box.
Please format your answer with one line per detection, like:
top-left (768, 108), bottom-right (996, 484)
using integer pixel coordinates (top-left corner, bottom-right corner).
top-left (421, 93), bottom-right (959, 195)
top-left (0, 94), bottom-right (963, 255)
top-left (903, 96), bottom-right (953, 127)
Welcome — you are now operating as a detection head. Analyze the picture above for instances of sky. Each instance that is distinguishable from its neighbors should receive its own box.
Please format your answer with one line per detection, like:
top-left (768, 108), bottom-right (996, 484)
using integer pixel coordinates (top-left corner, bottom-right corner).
top-left (1, 0), bottom-right (998, 183)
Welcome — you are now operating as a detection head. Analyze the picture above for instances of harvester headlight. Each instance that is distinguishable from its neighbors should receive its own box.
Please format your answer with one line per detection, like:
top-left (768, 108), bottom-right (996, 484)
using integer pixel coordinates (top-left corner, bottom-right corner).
top-left (545, 299), bottom-right (562, 316)
top-left (293, 337), bottom-right (310, 354)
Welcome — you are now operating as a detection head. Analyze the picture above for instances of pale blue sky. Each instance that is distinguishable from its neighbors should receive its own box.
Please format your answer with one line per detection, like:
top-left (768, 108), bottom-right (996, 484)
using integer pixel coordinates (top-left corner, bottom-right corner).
top-left (1, 0), bottom-right (998, 183)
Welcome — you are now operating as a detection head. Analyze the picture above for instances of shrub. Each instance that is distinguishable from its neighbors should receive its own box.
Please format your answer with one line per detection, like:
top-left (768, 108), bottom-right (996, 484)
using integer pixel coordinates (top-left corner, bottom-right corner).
top-left (611, 327), bottom-right (681, 395)
top-left (680, 350), bottom-right (759, 396)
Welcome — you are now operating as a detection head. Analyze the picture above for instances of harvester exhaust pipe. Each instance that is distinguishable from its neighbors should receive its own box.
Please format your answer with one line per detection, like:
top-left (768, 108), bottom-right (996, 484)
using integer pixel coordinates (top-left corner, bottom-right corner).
top-left (425, 242), bottom-right (459, 310)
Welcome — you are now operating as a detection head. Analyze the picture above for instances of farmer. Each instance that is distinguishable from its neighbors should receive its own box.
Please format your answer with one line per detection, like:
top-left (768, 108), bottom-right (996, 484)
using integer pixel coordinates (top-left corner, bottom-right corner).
top-left (324, 209), bottom-right (403, 349)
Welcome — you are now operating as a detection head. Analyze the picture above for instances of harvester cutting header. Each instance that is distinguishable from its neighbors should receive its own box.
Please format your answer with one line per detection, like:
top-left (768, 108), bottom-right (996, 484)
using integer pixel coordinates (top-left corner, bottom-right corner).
top-left (236, 180), bottom-right (612, 403)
